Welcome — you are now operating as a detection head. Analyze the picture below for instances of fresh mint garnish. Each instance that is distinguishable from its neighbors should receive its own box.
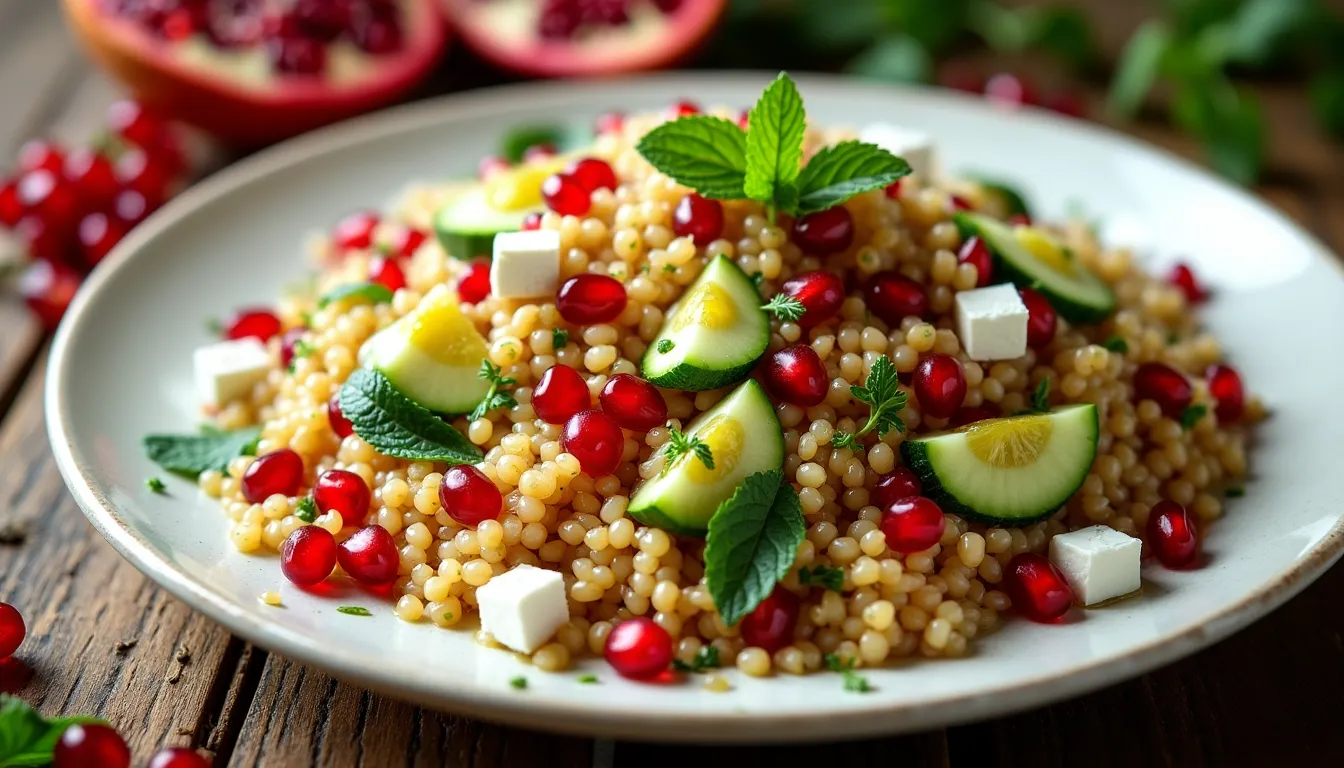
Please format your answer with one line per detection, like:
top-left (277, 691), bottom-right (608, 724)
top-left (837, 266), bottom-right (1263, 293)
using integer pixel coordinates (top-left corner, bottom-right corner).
top-left (663, 426), bottom-right (714, 475)
top-left (744, 73), bottom-right (807, 215)
top-left (793, 140), bottom-right (910, 215)
top-left (295, 496), bottom-right (318, 523)
top-left (824, 654), bottom-right (872, 693)
top-left (1180, 404), bottom-right (1208, 430)
top-left (338, 369), bottom-right (482, 464)
top-left (143, 425), bottom-right (262, 479)
top-left (656, 339), bottom-right (675, 354)
top-left (798, 566), bottom-right (844, 591)
top-left (703, 470), bottom-right (805, 626)
top-left (636, 116), bottom-right (749, 200)
top-left (0, 696), bottom-right (107, 768)
top-left (1102, 335), bottom-right (1129, 353)
top-left (469, 360), bottom-right (518, 422)
top-left (671, 645), bottom-right (721, 673)
top-left (1031, 378), bottom-right (1051, 413)
top-left (552, 328), bottom-right (569, 350)
top-left (316, 282), bottom-right (395, 309)
top-left (831, 356), bottom-right (906, 449)
top-left (145, 477), bottom-right (167, 494)
top-left (761, 294), bottom-right (806, 323)
top-left (336, 606), bottom-right (372, 616)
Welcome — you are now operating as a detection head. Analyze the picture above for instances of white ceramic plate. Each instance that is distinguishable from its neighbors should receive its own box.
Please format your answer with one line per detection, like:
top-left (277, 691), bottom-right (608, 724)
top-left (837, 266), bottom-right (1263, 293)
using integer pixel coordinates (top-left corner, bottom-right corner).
top-left (47, 73), bottom-right (1344, 743)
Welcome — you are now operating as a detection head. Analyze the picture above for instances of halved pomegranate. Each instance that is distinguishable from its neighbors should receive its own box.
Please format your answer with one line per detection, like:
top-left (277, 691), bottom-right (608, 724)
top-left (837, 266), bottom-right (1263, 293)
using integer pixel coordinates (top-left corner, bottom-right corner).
top-left (62, 0), bottom-right (449, 146)
top-left (445, 0), bottom-right (726, 78)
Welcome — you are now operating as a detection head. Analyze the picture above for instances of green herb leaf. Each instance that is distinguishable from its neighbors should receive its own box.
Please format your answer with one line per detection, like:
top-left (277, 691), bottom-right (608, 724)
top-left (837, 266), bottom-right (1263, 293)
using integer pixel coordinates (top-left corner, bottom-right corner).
top-left (761, 294), bottom-right (806, 323)
top-left (143, 426), bottom-right (262, 479)
top-left (205, 317), bottom-right (224, 336)
top-left (822, 653), bottom-right (872, 693)
top-left (743, 73), bottom-right (807, 213)
top-left (845, 34), bottom-right (933, 84)
top-left (145, 477), bottom-right (167, 494)
top-left (1031, 378), bottom-right (1051, 413)
top-left (671, 645), bottom-right (721, 673)
top-left (844, 357), bottom-right (907, 442)
top-left (750, 272), bottom-right (766, 290)
top-left (1312, 68), bottom-right (1344, 139)
top-left (1225, 0), bottom-right (1314, 67)
top-left (663, 427), bottom-right (714, 475)
top-left (1179, 404), bottom-right (1208, 430)
top-left (830, 431), bottom-right (856, 449)
top-left (337, 606), bottom-right (372, 616)
top-left (703, 470), bottom-right (805, 627)
top-left (656, 339), bottom-right (675, 354)
top-left (1166, 331), bottom-right (1180, 346)
top-left (798, 565), bottom-right (844, 591)
top-left (469, 360), bottom-right (519, 422)
top-left (576, 673), bottom-right (599, 684)
top-left (338, 369), bottom-right (482, 464)
top-left (0, 696), bottom-right (107, 768)
top-left (293, 339), bottom-right (316, 359)
top-left (794, 141), bottom-right (910, 215)
top-left (552, 328), bottom-right (569, 351)
top-left (1102, 335), bottom-right (1130, 353)
top-left (1225, 486), bottom-right (1245, 498)
top-left (316, 282), bottom-right (395, 309)
top-left (509, 676), bottom-right (528, 690)
top-left (295, 497), bottom-right (318, 523)
top-left (1172, 79), bottom-right (1265, 185)
top-left (1020, 5), bottom-right (1101, 72)
top-left (636, 116), bottom-right (749, 200)
top-left (501, 124), bottom-right (565, 163)
top-left (1108, 19), bottom-right (1172, 118)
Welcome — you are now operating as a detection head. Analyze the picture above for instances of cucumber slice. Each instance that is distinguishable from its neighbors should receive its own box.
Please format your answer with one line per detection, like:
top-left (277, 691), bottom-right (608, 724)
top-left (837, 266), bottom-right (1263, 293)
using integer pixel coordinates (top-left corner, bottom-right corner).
top-left (640, 255), bottom-right (769, 391)
top-left (628, 379), bottom-right (784, 537)
top-left (901, 404), bottom-right (1099, 527)
top-left (954, 212), bottom-right (1116, 324)
top-left (966, 175), bottom-right (1032, 218)
top-left (433, 185), bottom-right (542, 261)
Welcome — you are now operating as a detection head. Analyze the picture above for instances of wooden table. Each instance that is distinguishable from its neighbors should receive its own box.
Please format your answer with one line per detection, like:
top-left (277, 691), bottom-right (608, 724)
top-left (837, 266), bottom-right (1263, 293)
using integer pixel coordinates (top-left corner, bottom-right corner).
top-left (4, 2), bottom-right (1344, 765)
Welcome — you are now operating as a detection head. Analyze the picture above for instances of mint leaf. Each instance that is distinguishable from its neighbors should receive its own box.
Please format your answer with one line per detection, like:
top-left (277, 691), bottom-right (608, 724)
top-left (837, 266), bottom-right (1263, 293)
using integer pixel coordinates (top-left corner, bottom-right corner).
top-left (0, 696), bottom-right (106, 768)
top-left (317, 282), bottom-right (395, 309)
top-left (295, 497), bottom-right (318, 523)
top-left (704, 470), bottom-right (805, 627)
top-left (1107, 19), bottom-right (1171, 118)
top-left (336, 606), bottom-right (372, 616)
top-left (338, 369), bottom-right (482, 464)
top-left (143, 426), bottom-right (262, 479)
top-left (794, 141), bottom-right (910, 215)
top-left (636, 116), bottom-right (748, 200)
top-left (744, 73), bottom-right (807, 212)
top-left (798, 566), bottom-right (844, 591)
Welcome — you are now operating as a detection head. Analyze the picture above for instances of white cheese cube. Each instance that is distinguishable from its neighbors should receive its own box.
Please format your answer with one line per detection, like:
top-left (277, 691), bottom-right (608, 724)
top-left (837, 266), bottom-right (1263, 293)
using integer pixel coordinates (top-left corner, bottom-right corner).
top-left (859, 123), bottom-right (936, 178)
top-left (955, 283), bottom-right (1028, 361)
top-left (1049, 525), bottom-right (1142, 607)
top-left (490, 230), bottom-right (561, 299)
top-left (476, 564), bottom-right (568, 654)
top-left (193, 338), bottom-right (272, 408)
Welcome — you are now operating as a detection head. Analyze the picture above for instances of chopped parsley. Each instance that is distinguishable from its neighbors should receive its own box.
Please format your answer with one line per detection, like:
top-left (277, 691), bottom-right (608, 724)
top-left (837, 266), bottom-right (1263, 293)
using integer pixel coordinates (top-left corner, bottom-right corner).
top-left (824, 653), bottom-right (872, 694)
top-left (336, 606), bottom-right (372, 616)
top-left (145, 477), bottom-right (167, 494)
top-left (656, 339), bottom-right (675, 354)
top-left (663, 426), bottom-right (714, 475)
top-left (1102, 335), bottom-right (1129, 353)
top-left (1031, 378), bottom-right (1052, 413)
top-left (1225, 486), bottom-right (1246, 498)
top-left (468, 360), bottom-right (519, 422)
top-left (761, 293), bottom-right (806, 323)
top-left (295, 496), bottom-right (318, 523)
top-left (671, 645), bottom-right (721, 673)
top-left (576, 673), bottom-right (599, 684)
top-left (552, 328), bottom-right (569, 350)
top-left (1179, 404), bottom-right (1208, 430)
top-left (798, 566), bottom-right (844, 591)
top-left (509, 676), bottom-right (528, 690)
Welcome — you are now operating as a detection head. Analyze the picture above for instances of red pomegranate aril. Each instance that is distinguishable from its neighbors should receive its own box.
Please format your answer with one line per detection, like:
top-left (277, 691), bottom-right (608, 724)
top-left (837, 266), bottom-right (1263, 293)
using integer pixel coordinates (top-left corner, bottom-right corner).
top-left (556, 274), bottom-right (627, 324)
top-left (880, 496), bottom-right (946, 554)
top-left (672, 193), bottom-right (723, 246)
top-left (113, 188), bottom-right (155, 226)
top-left (457, 260), bottom-right (491, 304)
top-left (562, 410), bottom-right (625, 477)
top-left (867, 271), bottom-right (929, 326)
top-left (478, 155), bottom-right (511, 180)
top-left (521, 212), bottom-right (543, 231)
top-left (54, 724), bottom-right (131, 768)
top-left (383, 227), bottom-right (427, 258)
top-left (1019, 288), bottom-right (1058, 349)
top-left (1133, 362), bottom-right (1193, 418)
top-left (106, 99), bottom-right (169, 150)
top-left (348, 4), bottom-right (403, 54)
top-left (940, 68), bottom-right (985, 93)
top-left (764, 344), bottom-right (828, 407)
top-left (241, 449), bottom-right (304, 503)
top-left (667, 100), bottom-right (700, 119)
top-left (280, 526), bottom-right (338, 587)
top-left (17, 139), bottom-right (65, 174)
top-left (948, 194), bottom-right (973, 212)
top-left (16, 214), bottom-right (72, 264)
top-left (17, 170), bottom-right (82, 230)
top-left (595, 111), bottom-right (625, 135)
top-left (1167, 262), bottom-right (1207, 303)
top-left (337, 525), bottom-right (400, 585)
top-left (327, 391), bottom-right (354, 438)
top-left (368, 255), bottom-right (406, 292)
top-left (542, 173), bottom-right (592, 216)
top-left (914, 354), bottom-right (967, 419)
top-left (293, 0), bottom-right (350, 42)
top-left (1046, 90), bottom-right (1086, 119)
top-left (269, 34), bottom-right (327, 75)
top-left (77, 211), bottom-right (130, 268)
top-left (64, 148), bottom-right (120, 212)
top-left (604, 616), bottom-right (674, 680)
top-left (533, 364), bottom-right (591, 425)
top-left (438, 465), bottom-right (503, 527)
top-left (791, 206), bottom-right (854, 255)
top-left (1147, 500), bottom-right (1199, 569)
top-left (1206, 364), bottom-right (1245, 423)
top-left (957, 236), bottom-right (993, 287)
top-left (985, 72), bottom-right (1036, 107)
top-left (739, 587), bottom-right (799, 653)
top-left (949, 402), bottom-right (1002, 428)
top-left (115, 148), bottom-right (173, 206)
top-left (884, 178), bottom-right (904, 199)
top-left (1007, 213), bottom-right (1032, 226)
top-left (736, 109), bottom-right (750, 130)
top-left (872, 467), bottom-right (922, 511)
top-left (18, 260), bottom-right (81, 331)
top-left (0, 602), bottom-right (24, 658)
top-left (224, 308), bottom-right (282, 341)
top-left (0, 178), bottom-right (22, 227)
top-left (600, 374), bottom-right (668, 431)
top-left (278, 326), bottom-right (308, 370)
top-left (776, 270), bottom-right (843, 328)
top-left (567, 157), bottom-right (618, 193)
top-left (1005, 553), bottom-right (1073, 622)
top-left (314, 469), bottom-right (370, 520)
top-left (148, 746), bottom-right (212, 768)
top-left (334, 210), bottom-right (380, 251)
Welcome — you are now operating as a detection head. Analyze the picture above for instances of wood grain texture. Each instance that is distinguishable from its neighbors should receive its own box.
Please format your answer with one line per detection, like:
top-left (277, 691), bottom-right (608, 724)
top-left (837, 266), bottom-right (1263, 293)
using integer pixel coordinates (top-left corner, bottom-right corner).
top-left (614, 732), bottom-right (949, 767)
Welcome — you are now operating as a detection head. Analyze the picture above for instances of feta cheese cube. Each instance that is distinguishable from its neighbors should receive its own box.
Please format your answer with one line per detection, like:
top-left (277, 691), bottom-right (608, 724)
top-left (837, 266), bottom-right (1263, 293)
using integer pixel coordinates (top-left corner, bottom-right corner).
top-left (490, 230), bottom-right (561, 299)
top-left (476, 564), bottom-right (568, 654)
top-left (955, 283), bottom-right (1028, 361)
top-left (1049, 525), bottom-right (1142, 606)
top-left (193, 338), bottom-right (272, 408)
top-left (859, 123), bottom-right (937, 178)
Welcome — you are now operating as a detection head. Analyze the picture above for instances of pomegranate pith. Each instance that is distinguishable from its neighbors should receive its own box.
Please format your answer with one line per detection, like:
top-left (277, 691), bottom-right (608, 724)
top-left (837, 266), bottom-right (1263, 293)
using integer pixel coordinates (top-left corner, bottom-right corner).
top-left (1004, 553), bottom-right (1073, 622)
top-left (562, 409), bottom-right (625, 477)
top-left (764, 344), bottom-right (828, 407)
top-left (778, 271), bottom-right (844, 328)
top-left (604, 616), bottom-right (674, 680)
top-left (281, 526), bottom-right (338, 587)
top-left (18, 261), bottom-right (82, 331)
top-left (914, 354), bottom-right (967, 419)
top-left (439, 465), bottom-right (503, 527)
top-left (600, 374), bottom-right (668, 431)
top-left (1147, 500), bottom-right (1199, 568)
top-left (739, 587), bottom-right (799, 653)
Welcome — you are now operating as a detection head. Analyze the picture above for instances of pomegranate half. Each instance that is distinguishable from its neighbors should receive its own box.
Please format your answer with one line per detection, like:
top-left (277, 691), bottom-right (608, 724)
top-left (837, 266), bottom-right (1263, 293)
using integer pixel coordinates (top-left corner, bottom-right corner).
top-left (62, 0), bottom-right (449, 147)
top-left (445, 0), bottom-right (725, 78)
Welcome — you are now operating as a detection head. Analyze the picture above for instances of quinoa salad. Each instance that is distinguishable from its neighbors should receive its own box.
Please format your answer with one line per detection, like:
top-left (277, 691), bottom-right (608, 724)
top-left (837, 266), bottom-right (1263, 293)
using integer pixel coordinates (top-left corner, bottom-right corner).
top-left (147, 73), bottom-right (1261, 688)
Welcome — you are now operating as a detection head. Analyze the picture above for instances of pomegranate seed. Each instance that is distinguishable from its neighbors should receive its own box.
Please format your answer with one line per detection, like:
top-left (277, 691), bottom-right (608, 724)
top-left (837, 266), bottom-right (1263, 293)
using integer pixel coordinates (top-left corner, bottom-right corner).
top-left (667, 100), bottom-right (700, 119)
top-left (595, 112), bottom-right (625, 135)
top-left (1007, 213), bottom-right (1032, 226)
top-left (15, 214), bottom-right (73, 264)
top-left (456, 260), bottom-right (491, 304)
top-left (0, 657), bottom-right (34, 694)
top-left (736, 109), bottom-right (751, 130)
top-left (948, 194), bottom-right (973, 212)
top-left (115, 148), bottom-right (173, 207)
top-left (872, 467), bottom-right (922, 511)
top-left (914, 354), bottom-right (967, 419)
top-left (940, 69), bottom-right (984, 93)
top-left (541, 173), bottom-right (592, 216)
top-left (791, 206), bottom-right (854, 255)
top-left (1019, 288), bottom-right (1057, 349)
top-left (54, 724), bottom-right (131, 768)
top-left (328, 390), bottom-right (354, 437)
top-left (985, 72), bottom-right (1036, 107)
top-left (17, 169), bottom-right (83, 231)
top-left (600, 374), bottom-right (668, 431)
top-left (348, 3), bottom-right (403, 53)
top-left (314, 469), bottom-right (370, 521)
top-left (533, 365), bottom-right (591, 425)
top-left (1133, 362), bottom-right (1193, 418)
top-left (224, 308), bottom-right (282, 341)
top-left (438, 465), bottom-right (503, 527)
top-left (113, 188), bottom-right (156, 226)
top-left (77, 212), bottom-right (130, 268)
top-left (1147, 500), bottom-right (1199, 569)
top-left (368, 255), bottom-right (406, 292)
top-left (522, 144), bottom-right (557, 163)
top-left (64, 149), bottom-right (120, 212)
top-left (1206, 364), bottom-right (1245, 423)
top-left (241, 449), bottom-right (304, 503)
top-left (292, 0), bottom-right (350, 42)
top-left (279, 326), bottom-right (308, 370)
top-left (148, 747), bottom-right (212, 768)
top-left (18, 139), bottom-right (65, 174)
top-left (884, 178), bottom-right (904, 199)
top-left (107, 99), bottom-right (170, 149)
top-left (671, 193), bottom-right (724, 246)
top-left (0, 178), bottom-right (23, 227)
top-left (567, 157), bottom-right (618, 192)
top-left (556, 274), bottom-right (627, 324)
top-left (867, 271), bottom-right (929, 326)
top-left (334, 211), bottom-right (379, 251)
top-left (778, 270), bottom-right (845, 328)
top-left (764, 344), bottom-right (828, 407)
top-left (18, 261), bottom-right (81, 331)
top-left (336, 525), bottom-right (399, 585)
top-left (1167, 262), bottom-right (1207, 303)
top-left (739, 587), bottom-right (799, 653)
top-left (1004, 553), bottom-right (1073, 622)
top-left (280, 526), bottom-right (337, 586)
top-left (268, 35), bottom-right (327, 75)
top-left (0, 602), bottom-right (25, 658)
top-left (382, 227), bottom-right (426, 258)
top-left (949, 402), bottom-right (1002, 428)
top-left (206, 0), bottom-right (267, 47)
top-left (957, 236), bottom-right (993, 287)
top-left (562, 410), bottom-right (625, 477)
top-left (521, 212), bottom-right (543, 231)
top-left (478, 155), bottom-right (511, 180)
top-left (880, 496), bottom-right (946, 554)
top-left (1045, 91), bottom-right (1086, 119)
top-left (604, 616), bottom-right (674, 679)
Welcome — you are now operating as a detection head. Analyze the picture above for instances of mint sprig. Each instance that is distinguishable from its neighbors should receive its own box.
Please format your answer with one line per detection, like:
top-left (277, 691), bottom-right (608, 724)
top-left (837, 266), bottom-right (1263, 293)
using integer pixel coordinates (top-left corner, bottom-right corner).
top-left (794, 140), bottom-right (910, 215)
top-left (831, 356), bottom-right (907, 448)
top-left (744, 73), bottom-right (806, 214)
top-left (703, 470), bottom-right (805, 627)
top-left (337, 369), bottom-right (482, 464)
top-left (143, 425), bottom-right (262, 479)
top-left (0, 696), bottom-right (106, 768)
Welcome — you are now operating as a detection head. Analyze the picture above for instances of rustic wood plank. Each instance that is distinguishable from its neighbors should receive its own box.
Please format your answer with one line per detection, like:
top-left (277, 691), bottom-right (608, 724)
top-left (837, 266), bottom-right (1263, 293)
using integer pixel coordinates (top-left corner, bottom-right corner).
top-left (613, 731), bottom-right (949, 767)
top-left (227, 655), bottom-right (596, 768)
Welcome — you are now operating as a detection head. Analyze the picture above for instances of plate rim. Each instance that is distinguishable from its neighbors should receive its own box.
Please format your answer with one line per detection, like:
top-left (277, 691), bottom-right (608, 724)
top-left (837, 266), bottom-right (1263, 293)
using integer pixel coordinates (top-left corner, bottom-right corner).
top-left (43, 71), bottom-right (1344, 742)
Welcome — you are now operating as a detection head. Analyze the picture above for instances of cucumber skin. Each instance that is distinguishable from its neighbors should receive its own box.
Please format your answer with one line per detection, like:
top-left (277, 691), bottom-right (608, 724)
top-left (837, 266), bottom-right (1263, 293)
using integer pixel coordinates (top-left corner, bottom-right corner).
top-left (640, 354), bottom-right (760, 391)
top-left (434, 229), bottom-right (497, 262)
top-left (627, 500), bottom-right (715, 539)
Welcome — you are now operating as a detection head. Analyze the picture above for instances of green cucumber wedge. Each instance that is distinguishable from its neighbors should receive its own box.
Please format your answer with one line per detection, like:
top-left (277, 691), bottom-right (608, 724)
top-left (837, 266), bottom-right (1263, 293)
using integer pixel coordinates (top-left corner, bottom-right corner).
top-left (628, 379), bottom-right (784, 537)
top-left (433, 185), bottom-right (543, 261)
top-left (901, 404), bottom-right (1099, 527)
top-left (640, 255), bottom-right (769, 391)
top-left (967, 175), bottom-right (1032, 218)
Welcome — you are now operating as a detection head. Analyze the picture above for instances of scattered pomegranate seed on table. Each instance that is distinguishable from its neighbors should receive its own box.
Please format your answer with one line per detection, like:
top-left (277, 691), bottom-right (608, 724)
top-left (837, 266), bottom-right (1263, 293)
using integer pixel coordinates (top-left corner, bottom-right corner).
top-left (148, 746), bottom-right (212, 768)
top-left (53, 723), bottom-right (132, 768)
top-left (438, 465), bottom-right (504, 527)
top-left (240, 449), bottom-right (305, 503)
top-left (18, 260), bottom-right (82, 331)
top-left (604, 616), bottom-right (674, 680)
top-left (739, 587), bottom-right (800, 653)
top-left (533, 364), bottom-right (593, 425)
top-left (1148, 500), bottom-right (1200, 568)
top-left (281, 526), bottom-right (338, 587)
top-left (0, 602), bottom-right (25, 658)
top-left (1005, 553), bottom-right (1074, 622)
